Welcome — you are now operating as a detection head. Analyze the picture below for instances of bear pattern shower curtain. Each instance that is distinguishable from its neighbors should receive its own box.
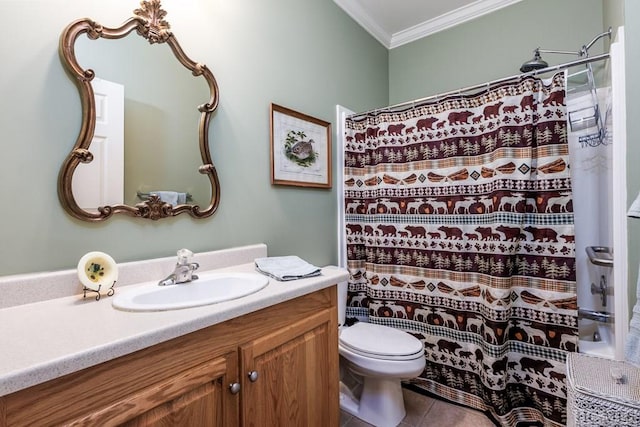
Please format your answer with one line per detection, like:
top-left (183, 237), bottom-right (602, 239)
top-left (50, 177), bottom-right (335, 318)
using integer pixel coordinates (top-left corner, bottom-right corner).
top-left (344, 72), bottom-right (576, 426)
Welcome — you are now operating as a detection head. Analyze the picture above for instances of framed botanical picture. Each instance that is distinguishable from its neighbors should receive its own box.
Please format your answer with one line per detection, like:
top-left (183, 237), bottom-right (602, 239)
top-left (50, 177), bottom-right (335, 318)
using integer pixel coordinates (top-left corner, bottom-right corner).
top-left (270, 103), bottom-right (332, 188)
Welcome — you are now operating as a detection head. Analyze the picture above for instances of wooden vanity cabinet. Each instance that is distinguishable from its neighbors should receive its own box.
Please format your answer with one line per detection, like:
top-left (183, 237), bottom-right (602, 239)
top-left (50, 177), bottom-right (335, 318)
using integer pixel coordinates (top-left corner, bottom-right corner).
top-left (240, 309), bottom-right (336, 426)
top-left (108, 351), bottom-right (239, 427)
top-left (0, 287), bottom-right (338, 427)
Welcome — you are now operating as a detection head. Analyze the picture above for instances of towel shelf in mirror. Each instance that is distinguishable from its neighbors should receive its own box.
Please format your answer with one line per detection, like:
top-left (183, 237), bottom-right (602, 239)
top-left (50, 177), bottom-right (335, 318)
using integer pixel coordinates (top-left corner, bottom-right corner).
top-left (58, 0), bottom-right (220, 221)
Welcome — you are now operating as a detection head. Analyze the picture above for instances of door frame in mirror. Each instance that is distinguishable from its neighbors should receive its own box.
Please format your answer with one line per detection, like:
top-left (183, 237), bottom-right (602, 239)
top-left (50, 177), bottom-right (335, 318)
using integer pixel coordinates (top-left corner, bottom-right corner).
top-left (58, 0), bottom-right (220, 221)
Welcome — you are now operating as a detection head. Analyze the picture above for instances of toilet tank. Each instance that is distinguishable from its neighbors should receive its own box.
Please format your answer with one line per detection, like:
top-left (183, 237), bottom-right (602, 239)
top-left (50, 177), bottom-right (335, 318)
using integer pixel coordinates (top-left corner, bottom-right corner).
top-left (337, 281), bottom-right (348, 326)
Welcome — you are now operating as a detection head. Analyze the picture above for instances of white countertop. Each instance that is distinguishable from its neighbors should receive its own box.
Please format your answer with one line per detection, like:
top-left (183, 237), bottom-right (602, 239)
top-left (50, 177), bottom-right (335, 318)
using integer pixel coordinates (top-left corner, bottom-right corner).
top-left (0, 262), bottom-right (348, 397)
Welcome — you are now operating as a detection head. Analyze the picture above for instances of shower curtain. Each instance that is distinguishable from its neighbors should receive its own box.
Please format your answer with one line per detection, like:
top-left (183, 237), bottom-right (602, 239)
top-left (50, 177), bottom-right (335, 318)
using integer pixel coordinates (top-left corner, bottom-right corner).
top-left (344, 72), bottom-right (577, 426)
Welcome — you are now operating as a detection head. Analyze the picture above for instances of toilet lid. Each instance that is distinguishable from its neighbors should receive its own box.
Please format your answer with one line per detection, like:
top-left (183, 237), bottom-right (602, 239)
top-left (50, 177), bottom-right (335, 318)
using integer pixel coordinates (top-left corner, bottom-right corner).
top-left (339, 322), bottom-right (424, 360)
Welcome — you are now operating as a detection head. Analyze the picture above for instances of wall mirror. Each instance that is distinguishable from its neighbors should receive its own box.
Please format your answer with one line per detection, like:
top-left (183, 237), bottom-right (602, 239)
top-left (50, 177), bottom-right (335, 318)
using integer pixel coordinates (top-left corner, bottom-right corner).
top-left (58, 0), bottom-right (220, 221)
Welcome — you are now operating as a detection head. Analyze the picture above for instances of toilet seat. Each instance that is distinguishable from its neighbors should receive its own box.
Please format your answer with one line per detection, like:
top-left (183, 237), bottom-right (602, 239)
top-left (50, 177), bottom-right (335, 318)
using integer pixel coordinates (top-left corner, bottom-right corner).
top-left (339, 322), bottom-right (424, 361)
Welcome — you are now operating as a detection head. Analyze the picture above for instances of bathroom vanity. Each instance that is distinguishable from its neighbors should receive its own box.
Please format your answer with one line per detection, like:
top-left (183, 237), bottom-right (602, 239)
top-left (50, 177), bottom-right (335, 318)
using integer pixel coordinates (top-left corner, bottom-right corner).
top-left (0, 245), bottom-right (346, 426)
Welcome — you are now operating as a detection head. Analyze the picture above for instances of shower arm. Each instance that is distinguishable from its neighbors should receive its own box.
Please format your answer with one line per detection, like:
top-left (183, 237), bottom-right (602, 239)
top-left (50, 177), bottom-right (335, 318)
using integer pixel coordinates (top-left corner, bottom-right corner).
top-left (536, 27), bottom-right (612, 59)
top-left (536, 48), bottom-right (581, 57)
top-left (583, 27), bottom-right (613, 55)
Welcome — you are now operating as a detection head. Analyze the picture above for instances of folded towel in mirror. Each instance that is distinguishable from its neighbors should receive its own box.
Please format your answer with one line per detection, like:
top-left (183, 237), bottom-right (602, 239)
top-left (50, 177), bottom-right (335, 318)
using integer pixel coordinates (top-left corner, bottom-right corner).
top-left (255, 256), bottom-right (321, 281)
top-left (152, 191), bottom-right (187, 205)
top-left (152, 191), bottom-right (178, 205)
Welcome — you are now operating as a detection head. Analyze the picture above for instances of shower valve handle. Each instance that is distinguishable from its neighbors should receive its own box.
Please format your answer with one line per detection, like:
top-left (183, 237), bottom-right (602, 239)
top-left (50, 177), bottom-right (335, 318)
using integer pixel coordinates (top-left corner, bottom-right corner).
top-left (590, 275), bottom-right (607, 307)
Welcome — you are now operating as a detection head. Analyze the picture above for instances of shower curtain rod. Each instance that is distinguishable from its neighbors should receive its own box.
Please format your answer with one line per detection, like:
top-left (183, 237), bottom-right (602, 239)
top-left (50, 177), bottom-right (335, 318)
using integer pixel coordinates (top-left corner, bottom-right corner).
top-left (347, 52), bottom-right (610, 120)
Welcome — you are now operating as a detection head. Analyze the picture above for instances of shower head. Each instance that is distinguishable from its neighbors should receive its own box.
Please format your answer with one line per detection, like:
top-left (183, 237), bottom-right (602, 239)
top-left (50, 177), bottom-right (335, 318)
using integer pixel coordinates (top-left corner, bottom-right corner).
top-left (520, 49), bottom-right (549, 73)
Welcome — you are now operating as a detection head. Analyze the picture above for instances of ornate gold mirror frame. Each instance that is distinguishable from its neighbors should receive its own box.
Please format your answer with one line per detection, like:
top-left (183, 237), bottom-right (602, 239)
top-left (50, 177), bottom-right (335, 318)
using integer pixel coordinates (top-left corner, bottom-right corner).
top-left (58, 0), bottom-right (220, 221)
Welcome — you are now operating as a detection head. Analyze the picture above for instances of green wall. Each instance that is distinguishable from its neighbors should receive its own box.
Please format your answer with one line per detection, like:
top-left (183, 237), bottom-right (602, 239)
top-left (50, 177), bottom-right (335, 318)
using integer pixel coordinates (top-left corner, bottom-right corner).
top-left (389, 0), bottom-right (604, 104)
top-left (0, 0), bottom-right (388, 275)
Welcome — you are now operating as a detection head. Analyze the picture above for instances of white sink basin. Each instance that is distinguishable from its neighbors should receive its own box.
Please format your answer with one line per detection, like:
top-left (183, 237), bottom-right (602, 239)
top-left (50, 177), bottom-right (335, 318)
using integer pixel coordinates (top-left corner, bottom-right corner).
top-left (112, 272), bottom-right (269, 312)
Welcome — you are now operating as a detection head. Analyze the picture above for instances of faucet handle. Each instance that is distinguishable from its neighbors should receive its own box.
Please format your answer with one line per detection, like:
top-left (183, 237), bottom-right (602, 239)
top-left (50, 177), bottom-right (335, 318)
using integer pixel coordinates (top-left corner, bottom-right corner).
top-left (177, 248), bottom-right (194, 265)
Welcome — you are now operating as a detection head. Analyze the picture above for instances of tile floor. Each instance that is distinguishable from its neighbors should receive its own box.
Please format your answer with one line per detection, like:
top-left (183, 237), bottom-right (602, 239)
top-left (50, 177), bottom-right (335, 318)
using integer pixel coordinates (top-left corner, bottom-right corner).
top-left (339, 387), bottom-right (496, 427)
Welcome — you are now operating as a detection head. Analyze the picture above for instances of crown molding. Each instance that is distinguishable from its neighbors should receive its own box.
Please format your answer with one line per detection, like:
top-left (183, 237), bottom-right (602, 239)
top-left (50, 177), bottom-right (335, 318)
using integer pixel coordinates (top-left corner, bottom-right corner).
top-left (334, 0), bottom-right (523, 50)
top-left (333, 0), bottom-right (392, 47)
top-left (390, 0), bottom-right (524, 49)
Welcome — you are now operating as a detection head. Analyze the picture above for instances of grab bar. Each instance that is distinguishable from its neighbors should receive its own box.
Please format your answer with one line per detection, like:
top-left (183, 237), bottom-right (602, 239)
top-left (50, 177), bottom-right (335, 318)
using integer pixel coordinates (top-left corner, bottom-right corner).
top-left (578, 308), bottom-right (614, 324)
top-left (586, 246), bottom-right (613, 268)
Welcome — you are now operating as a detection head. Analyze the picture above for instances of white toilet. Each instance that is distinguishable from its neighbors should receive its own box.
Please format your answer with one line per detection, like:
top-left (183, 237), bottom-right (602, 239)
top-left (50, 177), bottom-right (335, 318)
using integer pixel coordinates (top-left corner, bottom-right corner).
top-left (337, 282), bottom-right (426, 427)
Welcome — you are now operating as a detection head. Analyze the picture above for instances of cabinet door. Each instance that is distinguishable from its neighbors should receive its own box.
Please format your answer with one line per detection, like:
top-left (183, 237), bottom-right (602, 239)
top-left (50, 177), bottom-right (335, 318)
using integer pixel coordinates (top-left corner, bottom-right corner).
top-left (75, 352), bottom-right (238, 427)
top-left (239, 309), bottom-right (338, 427)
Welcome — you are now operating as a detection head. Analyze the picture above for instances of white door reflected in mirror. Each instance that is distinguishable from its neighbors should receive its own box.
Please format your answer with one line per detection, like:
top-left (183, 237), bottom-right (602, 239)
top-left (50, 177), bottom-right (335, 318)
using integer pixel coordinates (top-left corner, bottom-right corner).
top-left (72, 78), bottom-right (124, 210)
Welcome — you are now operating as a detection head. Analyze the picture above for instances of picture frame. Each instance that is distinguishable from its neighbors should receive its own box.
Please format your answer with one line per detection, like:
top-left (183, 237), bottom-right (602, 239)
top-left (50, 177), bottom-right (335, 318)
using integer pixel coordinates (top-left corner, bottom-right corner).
top-left (270, 103), bottom-right (332, 188)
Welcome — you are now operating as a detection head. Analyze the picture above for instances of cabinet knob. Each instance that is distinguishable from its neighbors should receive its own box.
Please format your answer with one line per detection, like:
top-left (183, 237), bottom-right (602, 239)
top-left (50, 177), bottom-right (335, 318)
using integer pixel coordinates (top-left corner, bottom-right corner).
top-left (229, 382), bottom-right (241, 394)
top-left (248, 370), bottom-right (259, 382)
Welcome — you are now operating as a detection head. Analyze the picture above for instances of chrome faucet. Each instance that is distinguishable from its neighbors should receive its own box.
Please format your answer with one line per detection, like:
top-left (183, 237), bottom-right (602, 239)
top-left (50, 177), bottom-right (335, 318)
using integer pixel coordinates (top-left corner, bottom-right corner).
top-left (158, 249), bottom-right (200, 286)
